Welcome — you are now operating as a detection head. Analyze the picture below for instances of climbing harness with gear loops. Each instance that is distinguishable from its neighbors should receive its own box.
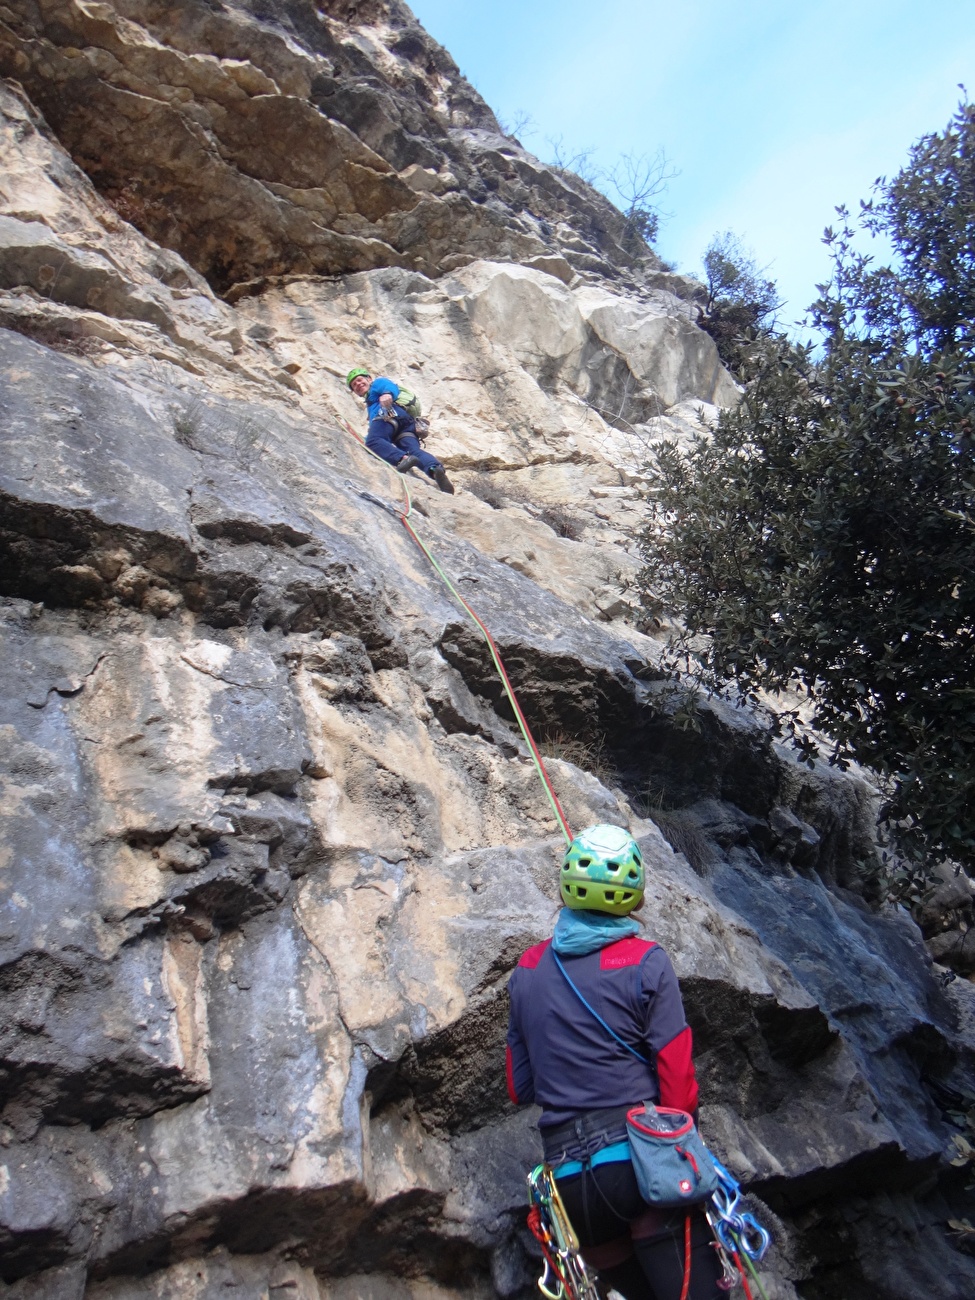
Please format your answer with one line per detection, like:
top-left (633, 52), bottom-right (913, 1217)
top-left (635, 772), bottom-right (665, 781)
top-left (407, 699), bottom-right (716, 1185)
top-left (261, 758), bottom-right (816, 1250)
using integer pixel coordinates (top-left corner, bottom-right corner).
top-left (341, 416), bottom-right (572, 845)
top-left (524, 1151), bottom-right (772, 1300)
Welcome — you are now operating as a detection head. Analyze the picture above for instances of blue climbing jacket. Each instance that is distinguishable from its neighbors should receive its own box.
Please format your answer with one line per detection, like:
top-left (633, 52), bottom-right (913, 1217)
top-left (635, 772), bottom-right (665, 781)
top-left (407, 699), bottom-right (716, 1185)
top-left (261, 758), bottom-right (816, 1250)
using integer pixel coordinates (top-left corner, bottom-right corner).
top-left (506, 911), bottom-right (699, 1131)
top-left (365, 376), bottom-right (403, 422)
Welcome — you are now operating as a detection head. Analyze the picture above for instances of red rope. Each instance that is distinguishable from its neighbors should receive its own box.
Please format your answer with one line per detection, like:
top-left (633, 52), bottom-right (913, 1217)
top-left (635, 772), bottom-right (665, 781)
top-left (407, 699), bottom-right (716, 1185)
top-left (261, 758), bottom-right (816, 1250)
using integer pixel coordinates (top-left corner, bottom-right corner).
top-left (342, 416), bottom-right (573, 842)
top-left (399, 513), bottom-right (572, 838)
top-left (679, 1213), bottom-right (692, 1300)
top-left (527, 1206), bottom-right (572, 1293)
top-left (733, 1252), bottom-right (755, 1300)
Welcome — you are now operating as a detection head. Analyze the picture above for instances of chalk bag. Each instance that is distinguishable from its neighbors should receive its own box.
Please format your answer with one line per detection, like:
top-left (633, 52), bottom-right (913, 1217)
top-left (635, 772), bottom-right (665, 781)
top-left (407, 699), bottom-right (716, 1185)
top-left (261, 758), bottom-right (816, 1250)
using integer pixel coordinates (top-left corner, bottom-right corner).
top-left (625, 1104), bottom-right (720, 1207)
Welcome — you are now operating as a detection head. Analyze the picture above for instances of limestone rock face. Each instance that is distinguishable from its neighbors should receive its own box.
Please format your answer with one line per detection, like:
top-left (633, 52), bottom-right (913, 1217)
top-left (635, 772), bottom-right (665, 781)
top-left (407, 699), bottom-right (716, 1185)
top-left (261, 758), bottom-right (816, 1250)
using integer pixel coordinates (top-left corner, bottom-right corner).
top-left (0, 0), bottom-right (656, 291)
top-left (0, 7), bottom-right (973, 1300)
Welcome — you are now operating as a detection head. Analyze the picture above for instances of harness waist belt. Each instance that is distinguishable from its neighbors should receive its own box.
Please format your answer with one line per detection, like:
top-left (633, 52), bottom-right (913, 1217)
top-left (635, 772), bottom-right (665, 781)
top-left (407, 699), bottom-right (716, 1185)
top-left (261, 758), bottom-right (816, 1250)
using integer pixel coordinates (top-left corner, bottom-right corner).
top-left (542, 1103), bottom-right (632, 1150)
top-left (553, 1140), bottom-right (631, 1181)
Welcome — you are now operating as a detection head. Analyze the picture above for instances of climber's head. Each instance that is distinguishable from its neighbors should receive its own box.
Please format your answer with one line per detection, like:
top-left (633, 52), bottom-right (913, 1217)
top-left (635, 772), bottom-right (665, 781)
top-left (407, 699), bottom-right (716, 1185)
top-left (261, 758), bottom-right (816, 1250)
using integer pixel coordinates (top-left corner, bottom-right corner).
top-left (347, 367), bottom-right (371, 396)
top-left (560, 824), bottom-right (644, 916)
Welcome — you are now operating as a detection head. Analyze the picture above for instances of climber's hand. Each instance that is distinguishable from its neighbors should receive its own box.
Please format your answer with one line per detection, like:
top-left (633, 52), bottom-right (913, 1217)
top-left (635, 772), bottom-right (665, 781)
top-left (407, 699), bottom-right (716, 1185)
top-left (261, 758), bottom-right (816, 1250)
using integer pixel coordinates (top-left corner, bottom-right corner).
top-left (379, 393), bottom-right (394, 409)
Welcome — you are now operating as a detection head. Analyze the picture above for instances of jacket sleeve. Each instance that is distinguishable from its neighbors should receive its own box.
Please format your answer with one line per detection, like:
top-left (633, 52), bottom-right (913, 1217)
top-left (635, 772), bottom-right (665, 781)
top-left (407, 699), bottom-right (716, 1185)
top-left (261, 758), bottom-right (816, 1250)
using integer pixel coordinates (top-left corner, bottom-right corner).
top-left (366, 377), bottom-right (400, 421)
top-left (642, 948), bottom-right (700, 1116)
top-left (505, 972), bottom-right (535, 1105)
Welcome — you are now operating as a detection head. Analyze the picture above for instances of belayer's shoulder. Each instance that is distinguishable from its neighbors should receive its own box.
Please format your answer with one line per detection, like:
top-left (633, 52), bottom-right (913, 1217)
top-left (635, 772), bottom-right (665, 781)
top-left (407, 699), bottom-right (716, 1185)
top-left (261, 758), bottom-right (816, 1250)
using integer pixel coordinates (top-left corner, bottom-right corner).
top-left (599, 935), bottom-right (660, 969)
top-left (516, 938), bottom-right (552, 969)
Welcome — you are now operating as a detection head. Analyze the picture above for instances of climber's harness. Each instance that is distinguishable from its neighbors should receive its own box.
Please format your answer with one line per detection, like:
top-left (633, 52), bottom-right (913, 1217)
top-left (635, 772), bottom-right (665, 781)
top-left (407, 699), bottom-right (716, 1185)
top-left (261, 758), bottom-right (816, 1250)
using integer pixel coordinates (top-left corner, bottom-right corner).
top-left (378, 403), bottom-right (430, 443)
top-left (525, 1146), bottom-right (771, 1300)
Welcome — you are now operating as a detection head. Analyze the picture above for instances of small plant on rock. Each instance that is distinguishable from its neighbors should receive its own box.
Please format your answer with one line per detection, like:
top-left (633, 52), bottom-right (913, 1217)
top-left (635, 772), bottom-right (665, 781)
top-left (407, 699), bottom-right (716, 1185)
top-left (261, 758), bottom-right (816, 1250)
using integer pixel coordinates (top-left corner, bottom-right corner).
top-left (232, 413), bottom-right (269, 467)
top-left (539, 504), bottom-right (584, 540)
top-left (539, 729), bottom-right (618, 789)
top-left (466, 473), bottom-right (507, 509)
top-left (171, 397), bottom-right (206, 450)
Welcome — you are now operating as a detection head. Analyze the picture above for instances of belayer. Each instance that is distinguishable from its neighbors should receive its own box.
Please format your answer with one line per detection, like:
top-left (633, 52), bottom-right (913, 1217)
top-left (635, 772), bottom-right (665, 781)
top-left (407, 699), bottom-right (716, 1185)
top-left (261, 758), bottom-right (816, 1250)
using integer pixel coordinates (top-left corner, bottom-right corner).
top-left (507, 824), bottom-right (726, 1300)
top-left (347, 367), bottom-right (455, 494)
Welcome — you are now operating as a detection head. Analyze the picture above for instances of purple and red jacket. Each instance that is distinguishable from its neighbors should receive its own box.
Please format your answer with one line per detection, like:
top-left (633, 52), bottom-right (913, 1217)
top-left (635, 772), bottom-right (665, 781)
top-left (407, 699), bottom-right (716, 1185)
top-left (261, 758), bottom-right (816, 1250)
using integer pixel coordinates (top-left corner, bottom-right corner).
top-left (506, 935), bottom-right (699, 1130)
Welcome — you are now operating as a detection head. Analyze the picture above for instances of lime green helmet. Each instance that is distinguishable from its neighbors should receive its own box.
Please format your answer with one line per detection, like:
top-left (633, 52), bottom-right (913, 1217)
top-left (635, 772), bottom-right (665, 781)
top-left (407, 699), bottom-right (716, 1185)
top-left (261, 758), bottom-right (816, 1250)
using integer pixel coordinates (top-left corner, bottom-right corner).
top-left (560, 824), bottom-right (644, 916)
top-left (347, 367), bottom-right (371, 388)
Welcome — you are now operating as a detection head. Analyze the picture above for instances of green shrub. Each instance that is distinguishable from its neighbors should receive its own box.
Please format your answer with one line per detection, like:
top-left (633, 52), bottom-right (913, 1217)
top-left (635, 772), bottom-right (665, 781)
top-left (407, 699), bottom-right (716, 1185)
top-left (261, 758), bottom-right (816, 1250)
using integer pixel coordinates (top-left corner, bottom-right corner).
top-left (639, 102), bottom-right (975, 873)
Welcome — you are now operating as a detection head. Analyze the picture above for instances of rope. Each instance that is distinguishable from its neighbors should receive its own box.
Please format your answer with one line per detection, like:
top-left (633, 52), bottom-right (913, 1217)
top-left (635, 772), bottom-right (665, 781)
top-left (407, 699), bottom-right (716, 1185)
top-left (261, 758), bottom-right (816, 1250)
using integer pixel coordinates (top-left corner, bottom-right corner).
top-left (679, 1212), bottom-right (692, 1300)
top-left (735, 1237), bottom-right (771, 1300)
top-left (340, 416), bottom-right (573, 845)
top-left (733, 1253), bottom-right (755, 1300)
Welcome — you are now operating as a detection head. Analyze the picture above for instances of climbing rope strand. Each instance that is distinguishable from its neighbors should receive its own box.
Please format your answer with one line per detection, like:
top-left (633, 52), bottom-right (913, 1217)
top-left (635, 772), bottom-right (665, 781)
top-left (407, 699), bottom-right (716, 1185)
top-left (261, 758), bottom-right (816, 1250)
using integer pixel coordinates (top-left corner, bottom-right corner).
top-left (401, 515), bottom-right (573, 843)
top-left (341, 416), bottom-right (573, 845)
top-left (679, 1212), bottom-right (692, 1300)
top-left (735, 1237), bottom-right (771, 1300)
top-left (732, 1253), bottom-right (755, 1300)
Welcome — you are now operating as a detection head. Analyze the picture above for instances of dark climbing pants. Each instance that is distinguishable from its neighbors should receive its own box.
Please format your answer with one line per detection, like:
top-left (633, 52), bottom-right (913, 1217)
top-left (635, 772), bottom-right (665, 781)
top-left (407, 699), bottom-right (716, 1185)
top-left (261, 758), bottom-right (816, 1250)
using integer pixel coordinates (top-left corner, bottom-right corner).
top-left (555, 1161), bottom-right (724, 1300)
top-left (365, 415), bottom-right (443, 476)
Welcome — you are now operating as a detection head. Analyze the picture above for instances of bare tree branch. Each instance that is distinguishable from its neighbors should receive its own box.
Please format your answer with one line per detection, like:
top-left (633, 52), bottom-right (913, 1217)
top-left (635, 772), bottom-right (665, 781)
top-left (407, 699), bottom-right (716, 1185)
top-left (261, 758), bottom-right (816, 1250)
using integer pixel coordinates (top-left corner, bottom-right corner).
top-left (546, 135), bottom-right (604, 187)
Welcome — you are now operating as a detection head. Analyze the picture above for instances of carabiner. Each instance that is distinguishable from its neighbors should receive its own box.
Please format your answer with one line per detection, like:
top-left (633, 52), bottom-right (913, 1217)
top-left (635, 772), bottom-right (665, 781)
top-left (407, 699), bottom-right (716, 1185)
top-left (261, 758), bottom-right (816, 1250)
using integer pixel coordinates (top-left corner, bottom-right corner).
top-left (736, 1213), bottom-right (771, 1262)
top-left (537, 1257), bottom-right (563, 1300)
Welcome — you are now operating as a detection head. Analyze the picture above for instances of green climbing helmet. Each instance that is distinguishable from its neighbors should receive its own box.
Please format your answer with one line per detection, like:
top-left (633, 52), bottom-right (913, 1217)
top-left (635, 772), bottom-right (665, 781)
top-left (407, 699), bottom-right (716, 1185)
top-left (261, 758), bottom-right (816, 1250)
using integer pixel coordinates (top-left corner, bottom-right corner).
top-left (346, 366), bottom-right (371, 389)
top-left (560, 823), bottom-right (644, 916)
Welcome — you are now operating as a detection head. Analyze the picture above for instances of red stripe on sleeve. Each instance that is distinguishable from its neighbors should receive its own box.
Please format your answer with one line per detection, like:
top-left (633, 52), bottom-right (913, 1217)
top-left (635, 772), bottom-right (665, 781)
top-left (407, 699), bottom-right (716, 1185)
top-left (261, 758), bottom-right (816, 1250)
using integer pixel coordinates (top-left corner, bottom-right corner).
top-left (656, 1025), bottom-right (699, 1115)
top-left (506, 1044), bottom-right (518, 1104)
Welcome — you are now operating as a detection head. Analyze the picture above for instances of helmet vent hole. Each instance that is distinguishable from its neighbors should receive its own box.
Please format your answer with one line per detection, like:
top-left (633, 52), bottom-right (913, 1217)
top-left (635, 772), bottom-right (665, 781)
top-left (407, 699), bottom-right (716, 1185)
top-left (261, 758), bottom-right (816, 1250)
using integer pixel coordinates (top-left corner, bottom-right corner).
top-left (578, 857), bottom-right (592, 868)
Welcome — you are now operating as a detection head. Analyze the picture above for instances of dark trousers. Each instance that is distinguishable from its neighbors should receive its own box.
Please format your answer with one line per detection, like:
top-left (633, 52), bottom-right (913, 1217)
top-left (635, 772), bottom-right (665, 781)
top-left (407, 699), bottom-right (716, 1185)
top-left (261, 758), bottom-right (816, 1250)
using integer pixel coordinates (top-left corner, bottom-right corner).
top-left (555, 1161), bottom-right (724, 1300)
top-left (365, 415), bottom-right (443, 474)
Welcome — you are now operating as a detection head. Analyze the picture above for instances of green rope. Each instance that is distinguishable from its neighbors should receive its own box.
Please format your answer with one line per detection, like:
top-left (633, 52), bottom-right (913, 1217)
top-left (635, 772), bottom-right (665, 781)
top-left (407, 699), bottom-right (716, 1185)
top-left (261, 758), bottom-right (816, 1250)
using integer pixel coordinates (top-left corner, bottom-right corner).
top-left (341, 416), bottom-right (573, 844)
top-left (732, 1233), bottom-right (772, 1300)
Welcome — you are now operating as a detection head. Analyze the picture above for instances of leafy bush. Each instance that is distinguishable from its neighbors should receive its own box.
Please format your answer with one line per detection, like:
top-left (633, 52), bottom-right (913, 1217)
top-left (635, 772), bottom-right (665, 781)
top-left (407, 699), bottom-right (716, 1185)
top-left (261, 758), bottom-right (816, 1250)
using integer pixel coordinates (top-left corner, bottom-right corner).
top-left (638, 102), bottom-right (975, 873)
top-left (699, 231), bottom-right (782, 373)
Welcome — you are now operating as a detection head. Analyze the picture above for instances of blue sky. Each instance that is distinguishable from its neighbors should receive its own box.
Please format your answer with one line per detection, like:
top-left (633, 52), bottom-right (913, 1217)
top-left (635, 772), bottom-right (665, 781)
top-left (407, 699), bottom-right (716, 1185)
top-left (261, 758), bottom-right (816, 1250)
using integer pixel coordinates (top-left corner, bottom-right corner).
top-left (408, 0), bottom-right (974, 328)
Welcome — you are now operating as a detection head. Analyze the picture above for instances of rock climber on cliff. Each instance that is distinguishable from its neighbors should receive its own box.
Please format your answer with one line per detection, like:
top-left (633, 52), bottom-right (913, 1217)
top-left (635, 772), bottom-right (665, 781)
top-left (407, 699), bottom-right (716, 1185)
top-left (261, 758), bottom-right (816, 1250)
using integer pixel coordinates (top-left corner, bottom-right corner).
top-left (507, 824), bottom-right (724, 1300)
top-left (347, 368), bottom-right (455, 493)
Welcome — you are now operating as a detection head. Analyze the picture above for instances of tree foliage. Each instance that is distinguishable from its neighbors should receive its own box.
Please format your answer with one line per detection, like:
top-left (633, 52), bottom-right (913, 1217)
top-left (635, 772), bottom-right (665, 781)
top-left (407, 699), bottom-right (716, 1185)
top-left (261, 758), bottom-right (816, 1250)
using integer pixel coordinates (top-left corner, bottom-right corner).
top-left (608, 150), bottom-right (677, 250)
top-left (699, 231), bottom-right (782, 372)
top-left (639, 102), bottom-right (975, 872)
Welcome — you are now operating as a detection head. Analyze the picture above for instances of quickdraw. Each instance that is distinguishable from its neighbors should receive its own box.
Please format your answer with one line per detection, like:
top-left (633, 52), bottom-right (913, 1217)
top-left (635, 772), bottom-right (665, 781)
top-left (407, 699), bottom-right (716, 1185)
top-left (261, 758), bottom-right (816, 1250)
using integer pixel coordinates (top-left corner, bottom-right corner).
top-left (706, 1160), bottom-right (772, 1300)
top-left (709, 1159), bottom-right (771, 1262)
top-left (526, 1165), bottom-right (601, 1300)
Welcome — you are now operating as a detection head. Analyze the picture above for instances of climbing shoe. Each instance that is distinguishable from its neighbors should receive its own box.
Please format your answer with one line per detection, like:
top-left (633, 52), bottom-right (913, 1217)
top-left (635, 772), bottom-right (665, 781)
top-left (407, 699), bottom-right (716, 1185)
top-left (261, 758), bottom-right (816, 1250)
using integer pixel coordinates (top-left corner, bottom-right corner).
top-left (396, 454), bottom-right (421, 473)
top-left (430, 467), bottom-right (455, 494)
